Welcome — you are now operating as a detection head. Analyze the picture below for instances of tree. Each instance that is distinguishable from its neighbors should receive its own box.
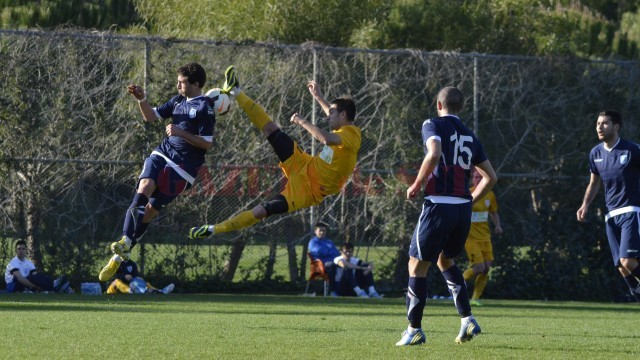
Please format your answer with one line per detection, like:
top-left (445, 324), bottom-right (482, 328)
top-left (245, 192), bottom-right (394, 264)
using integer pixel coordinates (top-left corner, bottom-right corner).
top-left (0, 0), bottom-right (139, 29)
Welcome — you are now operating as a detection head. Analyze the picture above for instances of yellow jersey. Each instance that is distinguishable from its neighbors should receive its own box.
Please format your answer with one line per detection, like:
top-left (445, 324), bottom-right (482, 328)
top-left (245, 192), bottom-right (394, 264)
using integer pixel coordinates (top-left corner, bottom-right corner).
top-left (309, 124), bottom-right (361, 196)
top-left (467, 188), bottom-right (498, 242)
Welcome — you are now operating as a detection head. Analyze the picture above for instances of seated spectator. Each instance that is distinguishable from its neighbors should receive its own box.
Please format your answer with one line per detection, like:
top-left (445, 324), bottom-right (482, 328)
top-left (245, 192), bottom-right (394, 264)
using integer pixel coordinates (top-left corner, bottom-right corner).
top-left (4, 240), bottom-right (70, 293)
top-left (106, 258), bottom-right (174, 295)
top-left (333, 242), bottom-right (383, 298)
top-left (307, 222), bottom-right (340, 295)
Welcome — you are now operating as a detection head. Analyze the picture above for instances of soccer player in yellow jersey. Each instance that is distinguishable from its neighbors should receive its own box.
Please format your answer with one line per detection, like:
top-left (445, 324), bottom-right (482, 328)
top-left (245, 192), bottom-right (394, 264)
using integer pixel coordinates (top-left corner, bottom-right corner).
top-left (463, 168), bottom-right (503, 306)
top-left (189, 66), bottom-right (361, 238)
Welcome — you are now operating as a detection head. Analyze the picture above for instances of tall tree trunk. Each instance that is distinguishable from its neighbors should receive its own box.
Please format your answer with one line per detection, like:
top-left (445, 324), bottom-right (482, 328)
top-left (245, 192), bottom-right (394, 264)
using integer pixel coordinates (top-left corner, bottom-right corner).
top-left (18, 169), bottom-right (43, 268)
top-left (299, 243), bottom-right (308, 280)
top-left (393, 243), bottom-right (410, 285)
top-left (222, 237), bottom-right (245, 281)
top-left (287, 238), bottom-right (298, 282)
top-left (25, 191), bottom-right (42, 268)
top-left (264, 237), bottom-right (276, 280)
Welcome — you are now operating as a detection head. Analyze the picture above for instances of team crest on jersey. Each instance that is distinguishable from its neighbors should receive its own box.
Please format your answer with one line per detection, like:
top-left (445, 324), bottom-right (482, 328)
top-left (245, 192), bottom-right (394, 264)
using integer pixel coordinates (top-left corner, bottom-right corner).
top-left (189, 108), bottom-right (197, 118)
top-left (126, 265), bottom-right (133, 273)
top-left (620, 154), bottom-right (628, 165)
top-left (485, 199), bottom-right (490, 207)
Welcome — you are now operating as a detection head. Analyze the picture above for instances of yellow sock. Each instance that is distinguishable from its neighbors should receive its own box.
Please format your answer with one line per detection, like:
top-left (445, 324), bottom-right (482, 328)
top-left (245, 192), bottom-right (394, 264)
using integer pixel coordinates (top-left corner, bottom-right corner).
top-left (236, 92), bottom-right (272, 131)
top-left (463, 267), bottom-right (475, 282)
top-left (214, 210), bottom-right (261, 234)
top-left (472, 273), bottom-right (488, 300)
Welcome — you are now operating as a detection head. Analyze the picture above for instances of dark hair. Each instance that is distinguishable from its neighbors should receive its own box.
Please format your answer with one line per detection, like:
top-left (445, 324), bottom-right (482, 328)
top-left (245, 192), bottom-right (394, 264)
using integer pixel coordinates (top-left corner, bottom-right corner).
top-left (331, 98), bottom-right (357, 121)
top-left (177, 62), bottom-right (206, 89)
top-left (599, 110), bottom-right (622, 128)
top-left (15, 240), bottom-right (26, 249)
top-left (341, 242), bottom-right (354, 251)
top-left (315, 221), bottom-right (329, 229)
top-left (437, 86), bottom-right (464, 113)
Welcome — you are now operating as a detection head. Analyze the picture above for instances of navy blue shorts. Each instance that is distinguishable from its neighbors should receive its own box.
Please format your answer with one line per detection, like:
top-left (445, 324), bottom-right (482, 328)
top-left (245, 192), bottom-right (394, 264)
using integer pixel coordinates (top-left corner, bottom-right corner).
top-left (139, 155), bottom-right (192, 210)
top-left (409, 200), bottom-right (472, 263)
top-left (605, 211), bottom-right (640, 266)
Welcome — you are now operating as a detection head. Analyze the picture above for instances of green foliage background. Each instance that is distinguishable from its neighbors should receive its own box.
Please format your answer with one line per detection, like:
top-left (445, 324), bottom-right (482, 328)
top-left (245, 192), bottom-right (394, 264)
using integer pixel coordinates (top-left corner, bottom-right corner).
top-left (3, 0), bottom-right (640, 58)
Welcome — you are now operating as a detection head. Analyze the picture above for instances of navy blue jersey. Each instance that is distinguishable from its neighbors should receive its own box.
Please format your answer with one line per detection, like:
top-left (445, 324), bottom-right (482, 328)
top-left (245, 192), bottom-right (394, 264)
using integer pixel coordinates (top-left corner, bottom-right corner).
top-left (421, 115), bottom-right (487, 199)
top-left (115, 260), bottom-right (139, 282)
top-left (589, 138), bottom-right (640, 211)
top-left (154, 95), bottom-right (215, 172)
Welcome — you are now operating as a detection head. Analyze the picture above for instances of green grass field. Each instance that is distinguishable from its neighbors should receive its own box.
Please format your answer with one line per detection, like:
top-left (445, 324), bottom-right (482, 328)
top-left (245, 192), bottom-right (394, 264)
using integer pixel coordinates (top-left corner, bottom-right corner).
top-left (0, 294), bottom-right (638, 359)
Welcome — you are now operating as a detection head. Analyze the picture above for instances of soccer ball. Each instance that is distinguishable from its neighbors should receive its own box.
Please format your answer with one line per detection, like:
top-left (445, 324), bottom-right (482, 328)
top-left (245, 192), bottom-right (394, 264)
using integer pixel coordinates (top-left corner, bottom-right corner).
top-left (206, 88), bottom-right (231, 116)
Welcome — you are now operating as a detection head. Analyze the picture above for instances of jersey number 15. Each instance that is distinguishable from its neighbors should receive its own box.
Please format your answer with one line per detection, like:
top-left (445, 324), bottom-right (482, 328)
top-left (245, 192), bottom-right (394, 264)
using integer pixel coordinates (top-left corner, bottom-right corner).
top-left (450, 131), bottom-right (473, 169)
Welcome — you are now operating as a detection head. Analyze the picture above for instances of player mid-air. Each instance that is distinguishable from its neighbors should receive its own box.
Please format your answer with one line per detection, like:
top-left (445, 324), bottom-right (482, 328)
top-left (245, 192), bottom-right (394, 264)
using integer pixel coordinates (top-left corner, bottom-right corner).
top-left (188, 66), bottom-right (361, 239)
top-left (99, 63), bottom-right (216, 281)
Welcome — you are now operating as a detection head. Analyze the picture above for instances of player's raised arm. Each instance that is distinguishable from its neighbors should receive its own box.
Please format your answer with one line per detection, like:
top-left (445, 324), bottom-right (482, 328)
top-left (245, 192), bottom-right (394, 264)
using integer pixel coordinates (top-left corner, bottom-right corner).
top-left (308, 81), bottom-right (330, 116)
top-left (127, 84), bottom-right (158, 123)
top-left (290, 113), bottom-right (341, 145)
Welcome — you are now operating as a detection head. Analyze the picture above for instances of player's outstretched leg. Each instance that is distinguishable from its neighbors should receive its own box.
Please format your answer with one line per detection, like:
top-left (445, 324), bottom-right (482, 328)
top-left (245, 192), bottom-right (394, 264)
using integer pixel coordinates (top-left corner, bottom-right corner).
top-left (189, 225), bottom-right (214, 240)
top-left (222, 65), bottom-right (240, 94)
top-left (222, 66), bottom-right (276, 135)
top-left (189, 210), bottom-right (261, 239)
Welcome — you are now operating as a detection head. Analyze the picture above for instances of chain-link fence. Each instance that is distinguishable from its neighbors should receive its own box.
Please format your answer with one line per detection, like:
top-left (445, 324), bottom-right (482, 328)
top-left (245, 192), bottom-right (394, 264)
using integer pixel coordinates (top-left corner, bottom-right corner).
top-left (2, 29), bottom-right (640, 299)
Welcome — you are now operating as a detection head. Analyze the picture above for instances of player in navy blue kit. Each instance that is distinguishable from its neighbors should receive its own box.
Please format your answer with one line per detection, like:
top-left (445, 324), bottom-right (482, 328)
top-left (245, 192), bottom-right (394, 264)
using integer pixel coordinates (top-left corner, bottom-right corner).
top-left (577, 110), bottom-right (640, 302)
top-left (396, 86), bottom-right (497, 346)
top-left (99, 63), bottom-right (215, 281)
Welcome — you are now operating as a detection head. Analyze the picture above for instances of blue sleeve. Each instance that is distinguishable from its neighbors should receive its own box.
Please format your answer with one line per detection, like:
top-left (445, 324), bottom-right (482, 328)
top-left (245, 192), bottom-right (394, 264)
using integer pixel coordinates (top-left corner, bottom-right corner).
top-left (308, 238), bottom-right (320, 259)
top-left (155, 95), bottom-right (180, 119)
top-left (327, 240), bottom-right (341, 258)
top-left (588, 148), bottom-right (599, 175)
top-left (422, 119), bottom-right (438, 151)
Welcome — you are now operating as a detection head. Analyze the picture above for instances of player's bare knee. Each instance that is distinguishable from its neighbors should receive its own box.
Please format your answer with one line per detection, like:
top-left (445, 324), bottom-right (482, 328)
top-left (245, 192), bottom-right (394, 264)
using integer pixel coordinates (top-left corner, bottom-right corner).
top-left (620, 257), bottom-right (639, 272)
top-left (408, 257), bottom-right (430, 276)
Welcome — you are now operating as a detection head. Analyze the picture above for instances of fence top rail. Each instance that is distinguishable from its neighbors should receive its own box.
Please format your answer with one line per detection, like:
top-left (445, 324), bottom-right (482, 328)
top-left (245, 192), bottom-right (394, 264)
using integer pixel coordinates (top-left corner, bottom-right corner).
top-left (2, 28), bottom-right (639, 66)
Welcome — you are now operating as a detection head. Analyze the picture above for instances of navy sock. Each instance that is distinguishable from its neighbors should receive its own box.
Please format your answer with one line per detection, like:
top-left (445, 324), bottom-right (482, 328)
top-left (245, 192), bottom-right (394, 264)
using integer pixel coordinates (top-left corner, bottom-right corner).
top-left (133, 222), bottom-right (150, 243)
top-left (442, 265), bottom-right (472, 317)
top-left (623, 274), bottom-right (640, 302)
top-left (123, 193), bottom-right (148, 240)
top-left (407, 277), bottom-right (428, 329)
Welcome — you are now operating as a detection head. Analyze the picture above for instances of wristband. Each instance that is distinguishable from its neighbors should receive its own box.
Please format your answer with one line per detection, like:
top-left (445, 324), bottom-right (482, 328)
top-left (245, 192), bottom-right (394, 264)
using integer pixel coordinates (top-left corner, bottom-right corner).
top-left (138, 97), bottom-right (147, 103)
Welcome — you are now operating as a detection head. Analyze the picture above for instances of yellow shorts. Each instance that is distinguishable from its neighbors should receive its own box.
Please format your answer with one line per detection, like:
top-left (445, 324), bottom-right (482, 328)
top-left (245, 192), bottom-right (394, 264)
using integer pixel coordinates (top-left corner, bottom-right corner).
top-left (279, 142), bottom-right (324, 212)
top-left (464, 238), bottom-right (494, 265)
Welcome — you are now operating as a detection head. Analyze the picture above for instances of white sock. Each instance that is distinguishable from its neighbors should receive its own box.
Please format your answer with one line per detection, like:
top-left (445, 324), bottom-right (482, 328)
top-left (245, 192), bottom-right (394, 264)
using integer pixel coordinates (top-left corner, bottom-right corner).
top-left (123, 236), bottom-right (132, 246)
top-left (209, 225), bottom-right (216, 234)
top-left (368, 286), bottom-right (377, 294)
top-left (113, 254), bottom-right (123, 262)
top-left (461, 315), bottom-right (475, 324)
